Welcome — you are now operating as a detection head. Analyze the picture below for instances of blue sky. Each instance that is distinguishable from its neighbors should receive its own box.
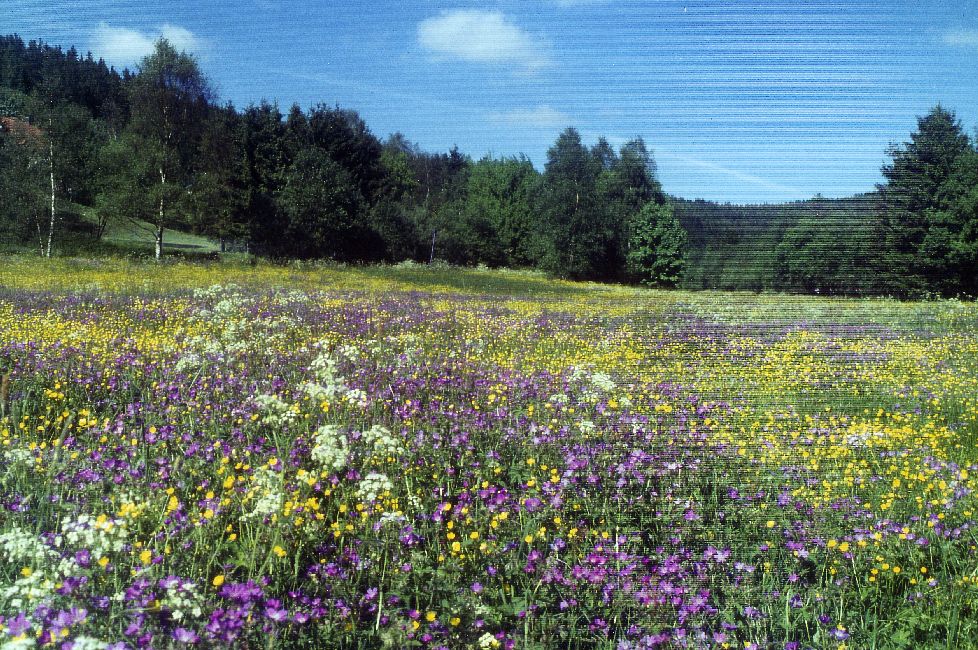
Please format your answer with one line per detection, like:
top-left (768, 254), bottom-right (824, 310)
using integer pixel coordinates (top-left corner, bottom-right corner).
top-left (4, 0), bottom-right (978, 202)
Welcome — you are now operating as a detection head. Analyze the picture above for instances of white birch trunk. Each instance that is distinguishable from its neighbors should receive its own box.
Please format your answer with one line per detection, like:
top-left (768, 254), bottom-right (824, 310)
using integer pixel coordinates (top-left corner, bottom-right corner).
top-left (156, 165), bottom-right (166, 260)
top-left (46, 140), bottom-right (55, 258)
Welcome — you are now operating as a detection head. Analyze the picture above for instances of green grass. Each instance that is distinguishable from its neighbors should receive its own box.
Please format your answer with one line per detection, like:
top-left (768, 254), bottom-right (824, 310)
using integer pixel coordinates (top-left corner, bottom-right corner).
top-left (80, 207), bottom-right (219, 253)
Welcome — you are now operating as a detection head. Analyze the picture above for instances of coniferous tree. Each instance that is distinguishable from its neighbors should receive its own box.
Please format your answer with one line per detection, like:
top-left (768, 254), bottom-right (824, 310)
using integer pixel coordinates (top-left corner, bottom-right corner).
top-left (877, 105), bottom-right (973, 295)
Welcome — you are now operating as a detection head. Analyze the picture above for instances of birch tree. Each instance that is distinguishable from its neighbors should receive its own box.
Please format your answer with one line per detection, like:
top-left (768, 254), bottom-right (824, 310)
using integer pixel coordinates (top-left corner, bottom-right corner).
top-left (128, 39), bottom-right (213, 259)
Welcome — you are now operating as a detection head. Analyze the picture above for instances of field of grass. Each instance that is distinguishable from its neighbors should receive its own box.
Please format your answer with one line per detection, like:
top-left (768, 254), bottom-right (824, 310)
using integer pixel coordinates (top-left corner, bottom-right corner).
top-left (80, 209), bottom-right (220, 254)
top-left (1, 257), bottom-right (977, 649)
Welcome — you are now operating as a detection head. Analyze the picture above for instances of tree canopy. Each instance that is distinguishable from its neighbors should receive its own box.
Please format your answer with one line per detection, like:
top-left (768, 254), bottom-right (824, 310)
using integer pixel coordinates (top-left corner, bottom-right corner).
top-left (2, 33), bottom-right (977, 298)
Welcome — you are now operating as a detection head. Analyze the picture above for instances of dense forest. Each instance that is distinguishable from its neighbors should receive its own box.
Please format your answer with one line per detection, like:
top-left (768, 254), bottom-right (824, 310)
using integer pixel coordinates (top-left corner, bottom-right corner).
top-left (2, 35), bottom-right (977, 297)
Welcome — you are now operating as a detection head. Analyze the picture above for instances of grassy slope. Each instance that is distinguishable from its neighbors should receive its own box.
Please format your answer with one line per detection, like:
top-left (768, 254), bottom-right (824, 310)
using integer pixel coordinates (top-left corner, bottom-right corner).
top-left (82, 207), bottom-right (219, 253)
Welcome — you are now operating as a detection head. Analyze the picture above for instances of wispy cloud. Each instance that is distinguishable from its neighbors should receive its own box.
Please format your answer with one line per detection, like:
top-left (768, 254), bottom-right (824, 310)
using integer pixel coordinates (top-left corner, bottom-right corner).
top-left (942, 28), bottom-right (978, 48)
top-left (489, 105), bottom-right (570, 128)
top-left (92, 22), bottom-right (203, 67)
top-left (417, 10), bottom-right (552, 70)
top-left (658, 148), bottom-right (805, 197)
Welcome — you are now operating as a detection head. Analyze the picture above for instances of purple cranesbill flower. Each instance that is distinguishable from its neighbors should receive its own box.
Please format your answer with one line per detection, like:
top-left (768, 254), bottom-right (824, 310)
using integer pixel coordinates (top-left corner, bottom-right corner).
top-left (6, 613), bottom-right (31, 636)
top-left (265, 604), bottom-right (289, 623)
top-left (220, 580), bottom-right (264, 603)
top-left (589, 617), bottom-right (608, 634)
top-left (172, 628), bottom-right (199, 644)
top-left (471, 582), bottom-right (484, 594)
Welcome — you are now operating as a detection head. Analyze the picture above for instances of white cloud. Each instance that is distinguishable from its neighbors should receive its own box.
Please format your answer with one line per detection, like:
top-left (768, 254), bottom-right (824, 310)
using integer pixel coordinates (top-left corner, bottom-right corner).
top-left (418, 10), bottom-right (551, 70)
top-left (942, 28), bottom-right (978, 48)
top-left (160, 24), bottom-right (201, 53)
top-left (489, 105), bottom-right (570, 127)
top-left (92, 22), bottom-right (203, 67)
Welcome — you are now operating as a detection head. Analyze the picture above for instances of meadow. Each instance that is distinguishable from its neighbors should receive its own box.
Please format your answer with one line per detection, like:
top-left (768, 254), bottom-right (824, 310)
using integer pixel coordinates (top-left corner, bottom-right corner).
top-left (1, 257), bottom-right (977, 649)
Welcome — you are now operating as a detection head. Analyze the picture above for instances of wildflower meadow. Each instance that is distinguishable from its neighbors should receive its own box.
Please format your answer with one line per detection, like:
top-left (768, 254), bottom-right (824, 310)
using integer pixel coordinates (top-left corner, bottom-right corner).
top-left (1, 257), bottom-right (977, 649)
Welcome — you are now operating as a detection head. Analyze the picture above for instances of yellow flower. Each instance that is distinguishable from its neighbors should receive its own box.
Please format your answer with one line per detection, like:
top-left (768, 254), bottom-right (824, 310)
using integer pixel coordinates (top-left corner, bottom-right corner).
top-left (139, 550), bottom-right (152, 566)
top-left (273, 545), bottom-right (287, 558)
top-left (766, 520), bottom-right (775, 528)
top-left (426, 611), bottom-right (437, 622)
top-left (212, 574), bottom-right (225, 587)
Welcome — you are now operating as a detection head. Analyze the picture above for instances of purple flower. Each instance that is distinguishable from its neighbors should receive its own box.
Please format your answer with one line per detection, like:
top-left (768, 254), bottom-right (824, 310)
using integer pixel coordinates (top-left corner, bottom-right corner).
top-left (220, 580), bottom-right (264, 603)
top-left (6, 613), bottom-right (31, 636)
top-left (172, 628), bottom-right (200, 644)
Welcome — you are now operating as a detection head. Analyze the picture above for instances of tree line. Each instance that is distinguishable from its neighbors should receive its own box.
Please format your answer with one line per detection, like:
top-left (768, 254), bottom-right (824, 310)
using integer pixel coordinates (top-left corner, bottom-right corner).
top-left (1, 35), bottom-right (976, 296)
top-left (674, 106), bottom-right (978, 298)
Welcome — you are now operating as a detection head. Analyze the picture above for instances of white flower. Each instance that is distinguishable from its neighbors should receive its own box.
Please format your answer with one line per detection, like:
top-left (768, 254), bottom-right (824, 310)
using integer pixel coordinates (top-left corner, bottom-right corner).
top-left (255, 393), bottom-right (299, 426)
top-left (357, 472), bottom-right (393, 502)
top-left (244, 467), bottom-right (284, 520)
top-left (345, 388), bottom-right (368, 409)
top-left (311, 425), bottom-right (349, 472)
top-left (65, 638), bottom-right (108, 650)
top-left (362, 424), bottom-right (404, 457)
